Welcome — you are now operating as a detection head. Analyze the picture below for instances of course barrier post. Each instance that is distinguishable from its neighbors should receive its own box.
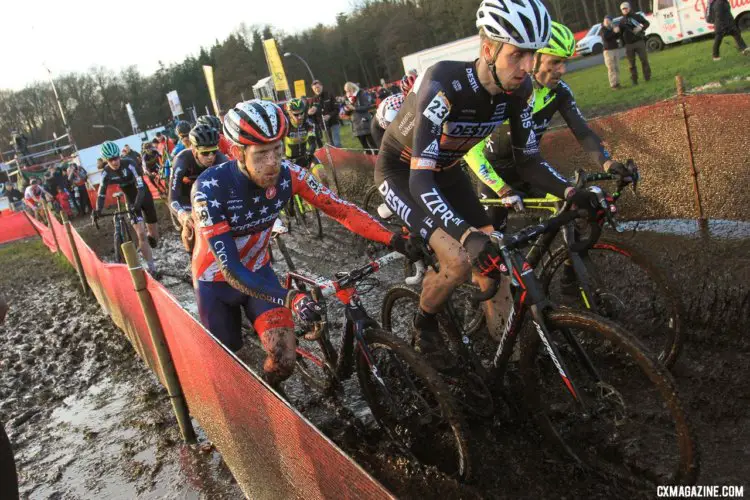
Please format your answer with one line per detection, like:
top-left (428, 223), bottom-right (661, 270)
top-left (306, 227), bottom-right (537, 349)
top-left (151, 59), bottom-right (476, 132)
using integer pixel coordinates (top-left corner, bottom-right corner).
top-left (122, 241), bottom-right (196, 443)
top-left (675, 73), bottom-right (705, 220)
top-left (22, 211), bottom-right (43, 240)
top-left (60, 212), bottom-right (89, 295)
top-left (42, 200), bottom-right (60, 254)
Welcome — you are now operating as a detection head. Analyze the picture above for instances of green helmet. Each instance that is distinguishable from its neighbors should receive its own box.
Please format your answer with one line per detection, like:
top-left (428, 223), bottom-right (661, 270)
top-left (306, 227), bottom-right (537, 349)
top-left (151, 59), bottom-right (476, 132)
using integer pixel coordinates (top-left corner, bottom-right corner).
top-left (286, 98), bottom-right (306, 115)
top-left (101, 141), bottom-right (120, 159)
top-left (537, 22), bottom-right (576, 59)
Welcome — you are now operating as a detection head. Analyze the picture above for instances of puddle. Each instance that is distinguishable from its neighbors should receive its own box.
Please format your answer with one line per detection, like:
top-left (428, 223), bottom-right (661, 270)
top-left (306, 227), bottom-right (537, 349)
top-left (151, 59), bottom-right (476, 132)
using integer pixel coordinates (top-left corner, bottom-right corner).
top-left (619, 218), bottom-right (750, 240)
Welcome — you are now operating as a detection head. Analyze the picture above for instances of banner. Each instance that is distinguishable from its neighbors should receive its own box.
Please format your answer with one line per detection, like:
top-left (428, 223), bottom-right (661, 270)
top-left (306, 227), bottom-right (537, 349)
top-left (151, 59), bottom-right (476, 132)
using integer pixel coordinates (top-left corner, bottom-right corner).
top-left (166, 90), bottom-right (184, 118)
top-left (203, 65), bottom-right (221, 115)
top-left (126, 103), bottom-right (139, 134)
top-left (262, 39), bottom-right (290, 92)
top-left (294, 80), bottom-right (306, 98)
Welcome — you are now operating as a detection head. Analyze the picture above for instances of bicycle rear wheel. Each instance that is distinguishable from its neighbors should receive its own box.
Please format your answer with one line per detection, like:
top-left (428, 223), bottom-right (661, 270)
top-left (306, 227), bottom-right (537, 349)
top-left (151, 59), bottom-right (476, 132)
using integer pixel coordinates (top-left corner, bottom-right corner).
top-left (541, 236), bottom-right (684, 368)
top-left (520, 309), bottom-right (699, 487)
top-left (381, 286), bottom-right (494, 418)
top-left (357, 327), bottom-right (472, 481)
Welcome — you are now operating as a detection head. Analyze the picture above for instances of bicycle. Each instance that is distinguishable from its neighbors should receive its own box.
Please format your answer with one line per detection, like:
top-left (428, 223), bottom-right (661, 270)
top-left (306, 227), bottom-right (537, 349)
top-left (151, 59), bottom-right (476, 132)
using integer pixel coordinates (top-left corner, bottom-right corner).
top-left (287, 251), bottom-right (472, 481)
top-left (382, 198), bottom-right (699, 488)
top-left (92, 192), bottom-right (134, 264)
top-left (477, 168), bottom-right (684, 367)
top-left (282, 157), bottom-right (324, 238)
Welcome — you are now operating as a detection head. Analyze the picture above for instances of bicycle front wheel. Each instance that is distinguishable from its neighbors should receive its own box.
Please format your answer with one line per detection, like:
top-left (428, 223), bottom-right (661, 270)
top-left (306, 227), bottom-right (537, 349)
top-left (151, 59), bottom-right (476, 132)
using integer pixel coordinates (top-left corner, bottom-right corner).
top-left (356, 327), bottom-right (472, 481)
top-left (542, 236), bottom-right (684, 368)
top-left (520, 309), bottom-right (699, 487)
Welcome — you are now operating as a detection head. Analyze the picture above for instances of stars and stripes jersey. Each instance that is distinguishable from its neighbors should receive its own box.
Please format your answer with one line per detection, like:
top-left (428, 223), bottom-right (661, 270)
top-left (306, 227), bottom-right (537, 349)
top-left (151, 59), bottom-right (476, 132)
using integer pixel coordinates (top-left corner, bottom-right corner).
top-left (190, 159), bottom-right (393, 303)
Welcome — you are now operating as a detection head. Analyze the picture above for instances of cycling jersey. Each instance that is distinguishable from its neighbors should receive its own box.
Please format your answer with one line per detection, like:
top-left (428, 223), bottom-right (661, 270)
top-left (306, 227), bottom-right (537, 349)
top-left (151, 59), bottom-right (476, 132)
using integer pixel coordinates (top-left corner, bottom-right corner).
top-left (284, 118), bottom-right (319, 163)
top-left (218, 134), bottom-right (234, 159)
top-left (24, 185), bottom-right (46, 204)
top-left (375, 60), bottom-right (568, 242)
top-left (96, 158), bottom-right (157, 223)
top-left (142, 149), bottom-right (161, 173)
top-left (191, 160), bottom-right (392, 305)
top-left (465, 80), bottom-right (610, 196)
top-left (172, 142), bottom-right (187, 157)
top-left (169, 148), bottom-right (228, 219)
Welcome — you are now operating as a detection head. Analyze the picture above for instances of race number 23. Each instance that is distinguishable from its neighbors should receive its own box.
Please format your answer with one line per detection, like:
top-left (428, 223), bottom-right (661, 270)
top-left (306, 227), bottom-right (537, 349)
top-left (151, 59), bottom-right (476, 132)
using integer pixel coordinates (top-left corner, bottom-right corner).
top-left (423, 91), bottom-right (450, 126)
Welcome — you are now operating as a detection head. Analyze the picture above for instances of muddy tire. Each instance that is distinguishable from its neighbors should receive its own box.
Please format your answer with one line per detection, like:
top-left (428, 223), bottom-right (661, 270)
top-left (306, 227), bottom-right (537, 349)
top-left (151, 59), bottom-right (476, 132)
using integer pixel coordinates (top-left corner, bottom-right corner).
top-left (0, 422), bottom-right (19, 500)
top-left (540, 236), bottom-right (684, 368)
top-left (520, 309), bottom-right (699, 487)
top-left (356, 327), bottom-right (472, 481)
top-left (113, 219), bottom-right (133, 264)
top-left (381, 286), bottom-right (494, 418)
top-left (296, 335), bottom-right (338, 394)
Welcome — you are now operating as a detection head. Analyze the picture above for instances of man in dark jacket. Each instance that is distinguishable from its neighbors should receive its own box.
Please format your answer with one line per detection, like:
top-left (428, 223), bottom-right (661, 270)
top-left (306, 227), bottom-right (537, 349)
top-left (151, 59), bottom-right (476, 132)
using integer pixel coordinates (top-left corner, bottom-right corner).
top-left (620, 2), bottom-right (651, 85)
top-left (710, 0), bottom-right (749, 60)
top-left (309, 80), bottom-right (342, 147)
top-left (601, 16), bottom-right (622, 89)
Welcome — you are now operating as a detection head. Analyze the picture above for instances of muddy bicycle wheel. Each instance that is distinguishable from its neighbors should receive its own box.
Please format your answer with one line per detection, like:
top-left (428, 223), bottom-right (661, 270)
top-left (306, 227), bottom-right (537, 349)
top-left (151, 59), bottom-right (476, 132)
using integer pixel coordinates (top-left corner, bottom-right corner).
top-left (356, 327), bottom-right (472, 481)
top-left (296, 334), bottom-right (338, 394)
top-left (113, 219), bottom-right (133, 264)
top-left (519, 309), bottom-right (699, 487)
top-left (541, 236), bottom-right (684, 368)
top-left (381, 286), bottom-right (494, 418)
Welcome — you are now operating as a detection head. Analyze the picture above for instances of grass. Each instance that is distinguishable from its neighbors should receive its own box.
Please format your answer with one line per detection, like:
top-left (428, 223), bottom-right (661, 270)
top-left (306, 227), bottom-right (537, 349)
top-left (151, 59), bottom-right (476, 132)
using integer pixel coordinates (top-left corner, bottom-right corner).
top-left (564, 38), bottom-right (750, 117)
top-left (334, 38), bottom-right (748, 151)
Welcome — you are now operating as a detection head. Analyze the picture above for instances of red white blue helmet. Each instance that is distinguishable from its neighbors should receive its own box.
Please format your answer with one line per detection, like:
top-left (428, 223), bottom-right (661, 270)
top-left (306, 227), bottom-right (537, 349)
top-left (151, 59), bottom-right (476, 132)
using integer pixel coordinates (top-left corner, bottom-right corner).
top-left (223, 100), bottom-right (288, 146)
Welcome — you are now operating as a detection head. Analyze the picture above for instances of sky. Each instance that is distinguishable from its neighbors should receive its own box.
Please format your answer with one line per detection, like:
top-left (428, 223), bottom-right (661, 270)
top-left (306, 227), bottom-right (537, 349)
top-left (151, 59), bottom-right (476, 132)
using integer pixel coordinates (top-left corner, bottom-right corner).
top-left (1, 0), bottom-right (352, 90)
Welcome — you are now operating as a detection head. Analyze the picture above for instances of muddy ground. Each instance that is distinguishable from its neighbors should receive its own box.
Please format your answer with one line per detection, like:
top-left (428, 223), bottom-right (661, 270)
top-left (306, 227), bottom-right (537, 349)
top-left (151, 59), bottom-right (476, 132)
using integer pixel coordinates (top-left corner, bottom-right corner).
top-left (2, 199), bottom-right (749, 498)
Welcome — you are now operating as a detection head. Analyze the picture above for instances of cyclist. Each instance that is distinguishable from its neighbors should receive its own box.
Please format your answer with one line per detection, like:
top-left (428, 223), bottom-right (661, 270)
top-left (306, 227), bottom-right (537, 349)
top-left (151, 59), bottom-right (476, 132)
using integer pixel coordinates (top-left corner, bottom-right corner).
top-left (191, 99), bottom-right (409, 391)
top-left (283, 98), bottom-right (327, 184)
top-left (197, 115), bottom-right (234, 159)
top-left (171, 120), bottom-right (192, 157)
top-left (23, 178), bottom-right (50, 220)
top-left (169, 124), bottom-right (228, 252)
top-left (373, 0), bottom-right (602, 362)
top-left (371, 73), bottom-right (417, 148)
top-left (464, 21), bottom-right (637, 230)
top-left (95, 141), bottom-right (160, 275)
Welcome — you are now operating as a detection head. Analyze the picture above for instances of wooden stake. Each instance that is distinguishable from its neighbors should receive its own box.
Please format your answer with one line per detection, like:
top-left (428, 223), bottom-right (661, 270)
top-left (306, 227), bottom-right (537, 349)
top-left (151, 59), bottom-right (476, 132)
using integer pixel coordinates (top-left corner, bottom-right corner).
top-left (60, 212), bottom-right (89, 295)
top-left (42, 200), bottom-right (61, 254)
top-left (122, 242), bottom-right (196, 443)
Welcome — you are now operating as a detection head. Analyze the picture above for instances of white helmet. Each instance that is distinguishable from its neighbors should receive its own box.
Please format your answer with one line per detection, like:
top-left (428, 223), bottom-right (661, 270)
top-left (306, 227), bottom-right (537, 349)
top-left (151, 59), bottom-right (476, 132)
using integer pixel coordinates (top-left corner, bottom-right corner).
top-left (476, 0), bottom-right (552, 50)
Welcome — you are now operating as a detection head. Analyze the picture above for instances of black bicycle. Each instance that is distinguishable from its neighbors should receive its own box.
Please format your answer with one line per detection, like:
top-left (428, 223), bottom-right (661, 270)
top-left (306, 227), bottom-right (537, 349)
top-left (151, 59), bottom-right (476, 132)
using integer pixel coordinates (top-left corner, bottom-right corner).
top-left (382, 202), bottom-right (699, 488)
top-left (287, 251), bottom-right (472, 481)
top-left (92, 192), bottom-right (134, 264)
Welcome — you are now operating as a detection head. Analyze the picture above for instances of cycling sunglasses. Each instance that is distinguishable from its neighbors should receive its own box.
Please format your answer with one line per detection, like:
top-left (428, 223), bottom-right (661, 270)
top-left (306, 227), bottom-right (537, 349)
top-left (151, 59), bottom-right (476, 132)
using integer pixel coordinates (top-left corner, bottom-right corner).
top-left (197, 148), bottom-right (218, 157)
top-left (107, 156), bottom-right (121, 162)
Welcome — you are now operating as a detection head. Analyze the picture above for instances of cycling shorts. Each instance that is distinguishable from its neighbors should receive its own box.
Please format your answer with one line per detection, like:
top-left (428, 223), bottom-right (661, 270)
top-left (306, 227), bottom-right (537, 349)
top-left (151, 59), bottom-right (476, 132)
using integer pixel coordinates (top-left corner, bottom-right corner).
top-left (195, 264), bottom-right (294, 352)
top-left (131, 194), bottom-right (158, 225)
top-left (374, 153), bottom-right (490, 241)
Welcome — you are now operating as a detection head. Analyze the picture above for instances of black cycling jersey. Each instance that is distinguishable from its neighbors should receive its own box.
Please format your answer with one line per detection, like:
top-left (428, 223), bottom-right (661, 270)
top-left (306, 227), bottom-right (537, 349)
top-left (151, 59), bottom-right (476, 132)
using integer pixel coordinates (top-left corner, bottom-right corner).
top-left (284, 118), bottom-right (319, 162)
top-left (96, 158), bottom-right (156, 223)
top-left (169, 148), bottom-right (228, 217)
top-left (375, 60), bottom-right (569, 242)
top-left (484, 80), bottom-right (610, 169)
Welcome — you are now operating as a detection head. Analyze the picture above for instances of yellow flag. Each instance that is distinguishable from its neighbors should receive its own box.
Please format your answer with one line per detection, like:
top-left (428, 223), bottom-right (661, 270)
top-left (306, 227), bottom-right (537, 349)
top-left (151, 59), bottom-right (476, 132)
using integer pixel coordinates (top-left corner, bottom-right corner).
top-left (262, 39), bottom-right (290, 92)
top-left (294, 80), bottom-right (306, 98)
top-left (202, 65), bottom-right (220, 115)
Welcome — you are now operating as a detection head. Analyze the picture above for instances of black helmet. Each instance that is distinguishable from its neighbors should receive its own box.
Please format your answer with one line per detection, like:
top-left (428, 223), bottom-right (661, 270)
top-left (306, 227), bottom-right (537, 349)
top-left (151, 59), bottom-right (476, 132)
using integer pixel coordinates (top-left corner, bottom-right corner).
top-left (197, 115), bottom-right (222, 130)
top-left (189, 124), bottom-right (220, 148)
top-left (175, 120), bottom-right (191, 136)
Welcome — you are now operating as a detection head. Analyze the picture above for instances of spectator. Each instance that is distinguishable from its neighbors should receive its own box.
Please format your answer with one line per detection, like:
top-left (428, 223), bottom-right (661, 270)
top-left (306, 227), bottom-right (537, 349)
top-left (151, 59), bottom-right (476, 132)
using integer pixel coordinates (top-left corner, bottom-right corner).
top-left (96, 158), bottom-right (106, 171)
top-left (11, 130), bottom-right (32, 167)
top-left (4, 183), bottom-right (24, 211)
top-left (601, 16), bottom-right (622, 89)
top-left (155, 132), bottom-right (175, 155)
top-left (620, 2), bottom-right (651, 85)
top-left (343, 82), bottom-right (377, 154)
top-left (122, 144), bottom-right (142, 168)
top-left (68, 163), bottom-right (92, 215)
top-left (309, 80), bottom-right (343, 147)
top-left (709, 0), bottom-right (749, 60)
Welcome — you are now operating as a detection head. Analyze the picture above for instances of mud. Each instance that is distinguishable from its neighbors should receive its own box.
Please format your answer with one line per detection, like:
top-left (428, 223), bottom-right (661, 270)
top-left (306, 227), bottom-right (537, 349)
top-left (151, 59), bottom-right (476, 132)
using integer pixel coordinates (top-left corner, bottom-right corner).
top-left (3, 199), bottom-right (750, 498)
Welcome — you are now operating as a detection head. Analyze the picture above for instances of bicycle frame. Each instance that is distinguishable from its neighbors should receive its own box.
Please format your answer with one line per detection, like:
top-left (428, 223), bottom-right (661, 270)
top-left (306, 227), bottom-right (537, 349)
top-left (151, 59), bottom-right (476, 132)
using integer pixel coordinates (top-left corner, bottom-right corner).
top-left (286, 252), bottom-right (405, 385)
